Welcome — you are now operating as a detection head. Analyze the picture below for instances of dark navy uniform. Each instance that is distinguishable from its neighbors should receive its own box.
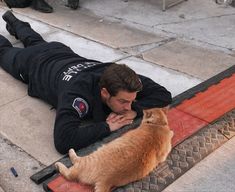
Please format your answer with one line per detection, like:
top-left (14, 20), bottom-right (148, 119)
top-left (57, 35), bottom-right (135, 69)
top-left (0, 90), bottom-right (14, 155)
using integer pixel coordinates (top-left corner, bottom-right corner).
top-left (0, 21), bottom-right (172, 154)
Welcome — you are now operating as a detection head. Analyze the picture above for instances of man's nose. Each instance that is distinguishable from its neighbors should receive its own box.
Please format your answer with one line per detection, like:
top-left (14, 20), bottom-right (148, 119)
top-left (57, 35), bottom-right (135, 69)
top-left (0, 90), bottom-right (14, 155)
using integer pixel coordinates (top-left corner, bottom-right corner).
top-left (124, 103), bottom-right (132, 110)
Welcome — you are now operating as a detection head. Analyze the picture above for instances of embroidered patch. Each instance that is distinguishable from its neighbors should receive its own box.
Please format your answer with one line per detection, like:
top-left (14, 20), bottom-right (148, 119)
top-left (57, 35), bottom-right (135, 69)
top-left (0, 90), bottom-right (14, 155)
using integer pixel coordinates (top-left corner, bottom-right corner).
top-left (72, 97), bottom-right (89, 118)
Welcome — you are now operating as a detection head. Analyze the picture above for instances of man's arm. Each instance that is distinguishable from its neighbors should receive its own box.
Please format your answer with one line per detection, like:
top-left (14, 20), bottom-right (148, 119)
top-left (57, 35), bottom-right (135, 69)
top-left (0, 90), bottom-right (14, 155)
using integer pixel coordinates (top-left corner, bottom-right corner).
top-left (54, 111), bottom-right (110, 154)
top-left (53, 92), bottom-right (111, 154)
top-left (53, 92), bottom-right (133, 154)
top-left (132, 75), bottom-right (172, 117)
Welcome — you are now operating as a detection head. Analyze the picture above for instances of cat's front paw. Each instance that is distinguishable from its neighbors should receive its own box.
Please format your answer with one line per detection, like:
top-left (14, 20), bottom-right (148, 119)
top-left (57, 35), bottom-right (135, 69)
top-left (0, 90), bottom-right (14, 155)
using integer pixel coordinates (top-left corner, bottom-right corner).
top-left (54, 162), bottom-right (63, 171)
top-left (69, 148), bottom-right (75, 154)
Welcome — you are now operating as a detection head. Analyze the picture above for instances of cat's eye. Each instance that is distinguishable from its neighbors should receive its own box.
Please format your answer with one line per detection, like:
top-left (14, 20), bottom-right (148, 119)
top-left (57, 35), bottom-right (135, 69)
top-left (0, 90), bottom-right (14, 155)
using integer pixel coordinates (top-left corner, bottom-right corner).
top-left (146, 111), bottom-right (152, 118)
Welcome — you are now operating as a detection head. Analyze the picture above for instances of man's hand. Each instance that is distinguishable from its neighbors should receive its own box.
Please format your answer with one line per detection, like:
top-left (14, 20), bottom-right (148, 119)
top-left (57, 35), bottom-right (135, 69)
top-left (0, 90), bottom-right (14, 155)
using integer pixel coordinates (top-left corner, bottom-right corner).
top-left (120, 110), bottom-right (137, 121)
top-left (106, 112), bottom-right (135, 132)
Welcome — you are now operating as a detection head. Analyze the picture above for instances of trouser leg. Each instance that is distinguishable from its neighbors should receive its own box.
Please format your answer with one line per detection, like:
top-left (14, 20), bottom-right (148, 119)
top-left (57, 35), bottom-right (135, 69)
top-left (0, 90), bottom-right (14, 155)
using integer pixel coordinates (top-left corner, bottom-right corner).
top-left (13, 20), bottom-right (46, 47)
top-left (0, 35), bottom-right (28, 83)
top-left (2, 11), bottom-right (46, 47)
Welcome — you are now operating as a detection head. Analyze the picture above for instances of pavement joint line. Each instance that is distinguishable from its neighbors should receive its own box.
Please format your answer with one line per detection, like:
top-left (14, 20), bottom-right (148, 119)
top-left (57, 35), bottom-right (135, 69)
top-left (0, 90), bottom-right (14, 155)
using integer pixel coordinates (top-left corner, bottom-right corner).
top-left (140, 56), bottom-right (204, 81)
top-left (111, 54), bottom-right (133, 63)
top-left (154, 12), bottom-right (235, 27)
top-left (112, 54), bottom-right (191, 76)
top-left (82, 6), bottom-right (235, 29)
top-left (0, 133), bottom-right (46, 168)
top-left (0, 95), bottom-right (28, 109)
top-left (96, 13), bottom-right (156, 28)
top-left (119, 37), bottom-right (176, 53)
top-left (189, 38), bottom-right (235, 52)
top-left (107, 38), bottom-right (177, 63)
top-left (154, 21), bottom-right (235, 51)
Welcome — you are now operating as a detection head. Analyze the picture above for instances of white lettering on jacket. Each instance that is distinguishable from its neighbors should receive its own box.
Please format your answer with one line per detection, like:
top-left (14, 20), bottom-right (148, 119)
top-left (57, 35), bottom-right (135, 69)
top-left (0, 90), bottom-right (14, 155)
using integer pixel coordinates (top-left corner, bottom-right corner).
top-left (62, 62), bottom-right (98, 81)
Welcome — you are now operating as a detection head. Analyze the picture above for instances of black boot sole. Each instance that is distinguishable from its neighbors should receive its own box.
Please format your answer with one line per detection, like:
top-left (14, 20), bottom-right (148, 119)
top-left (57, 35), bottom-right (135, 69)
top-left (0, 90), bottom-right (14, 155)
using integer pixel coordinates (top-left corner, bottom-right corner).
top-left (2, 10), bottom-right (18, 24)
top-left (67, 0), bottom-right (79, 9)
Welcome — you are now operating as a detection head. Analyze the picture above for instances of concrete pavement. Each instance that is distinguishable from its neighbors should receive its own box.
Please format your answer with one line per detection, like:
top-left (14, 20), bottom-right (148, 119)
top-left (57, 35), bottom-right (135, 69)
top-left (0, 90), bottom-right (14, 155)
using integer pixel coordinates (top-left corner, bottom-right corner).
top-left (0, 0), bottom-right (234, 191)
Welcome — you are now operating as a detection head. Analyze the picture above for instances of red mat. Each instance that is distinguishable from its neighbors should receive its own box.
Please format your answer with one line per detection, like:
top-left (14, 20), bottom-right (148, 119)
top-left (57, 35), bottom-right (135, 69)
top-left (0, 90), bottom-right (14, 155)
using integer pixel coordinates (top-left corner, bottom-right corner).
top-left (47, 175), bottom-right (93, 192)
top-left (47, 74), bottom-right (235, 192)
top-left (177, 74), bottom-right (235, 123)
top-left (168, 108), bottom-right (208, 146)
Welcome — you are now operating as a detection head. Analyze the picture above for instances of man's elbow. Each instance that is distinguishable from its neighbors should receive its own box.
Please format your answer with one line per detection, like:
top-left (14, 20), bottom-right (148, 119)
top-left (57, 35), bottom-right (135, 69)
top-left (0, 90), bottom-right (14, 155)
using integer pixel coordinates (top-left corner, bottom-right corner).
top-left (167, 93), bottom-right (173, 105)
top-left (163, 91), bottom-right (172, 106)
top-left (53, 130), bottom-right (85, 154)
top-left (54, 139), bottom-right (69, 154)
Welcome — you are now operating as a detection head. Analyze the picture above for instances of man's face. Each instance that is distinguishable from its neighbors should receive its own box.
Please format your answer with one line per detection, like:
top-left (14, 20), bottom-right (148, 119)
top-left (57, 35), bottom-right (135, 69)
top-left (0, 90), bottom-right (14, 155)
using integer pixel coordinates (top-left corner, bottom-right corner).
top-left (101, 88), bottom-right (137, 114)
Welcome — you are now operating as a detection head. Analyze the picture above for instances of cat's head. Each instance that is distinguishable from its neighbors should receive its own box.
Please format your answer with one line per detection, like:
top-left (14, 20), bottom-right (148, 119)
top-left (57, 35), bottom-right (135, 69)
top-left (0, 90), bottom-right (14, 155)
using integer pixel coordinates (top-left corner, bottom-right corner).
top-left (142, 108), bottom-right (168, 125)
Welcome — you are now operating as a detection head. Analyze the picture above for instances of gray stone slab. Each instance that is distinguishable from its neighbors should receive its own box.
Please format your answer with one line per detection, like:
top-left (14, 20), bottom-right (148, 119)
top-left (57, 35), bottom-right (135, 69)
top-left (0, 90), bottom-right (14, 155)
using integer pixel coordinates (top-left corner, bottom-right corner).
top-left (142, 40), bottom-right (235, 80)
top-left (76, 0), bottom-right (235, 40)
top-left (44, 30), bottom-right (127, 62)
top-left (7, 4), bottom-right (164, 49)
top-left (156, 14), bottom-right (235, 50)
top-left (0, 69), bottom-right (27, 107)
top-left (79, 0), bottom-right (235, 26)
top-left (0, 96), bottom-right (62, 166)
top-left (2, 0), bottom-right (235, 28)
top-left (0, 7), bottom-right (58, 45)
top-left (117, 56), bottom-right (202, 97)
top-left (163, 136), bottom-right (235, 192)
top-left (0, 135), bottom-right (44, 192)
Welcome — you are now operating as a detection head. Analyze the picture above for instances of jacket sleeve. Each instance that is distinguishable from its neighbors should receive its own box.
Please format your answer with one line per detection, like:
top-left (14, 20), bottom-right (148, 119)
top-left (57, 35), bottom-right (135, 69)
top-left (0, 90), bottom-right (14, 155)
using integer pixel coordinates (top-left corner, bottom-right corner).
top-left (53, 92), bottom-right (110, 154)
top-left (132, 75), bottom-right (172, 117)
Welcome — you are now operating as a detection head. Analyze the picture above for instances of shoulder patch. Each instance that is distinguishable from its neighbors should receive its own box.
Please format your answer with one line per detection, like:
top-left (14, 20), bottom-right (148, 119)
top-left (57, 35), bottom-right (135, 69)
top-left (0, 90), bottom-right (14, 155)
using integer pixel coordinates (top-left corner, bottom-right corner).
top-left (72, 97), bottom-right (89, 118)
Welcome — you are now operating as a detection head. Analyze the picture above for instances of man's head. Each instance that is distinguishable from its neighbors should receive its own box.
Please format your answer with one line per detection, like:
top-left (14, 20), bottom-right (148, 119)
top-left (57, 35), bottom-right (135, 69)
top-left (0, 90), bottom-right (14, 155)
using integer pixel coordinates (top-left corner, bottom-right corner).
top-left (99, 64), bottom-right (142, 114)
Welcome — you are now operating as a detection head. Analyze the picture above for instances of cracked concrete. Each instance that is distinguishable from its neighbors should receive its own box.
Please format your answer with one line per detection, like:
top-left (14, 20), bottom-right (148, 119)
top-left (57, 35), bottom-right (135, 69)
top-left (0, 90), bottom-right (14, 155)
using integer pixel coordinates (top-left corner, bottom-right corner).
top-left (0, 137), bottom-right (45, 192)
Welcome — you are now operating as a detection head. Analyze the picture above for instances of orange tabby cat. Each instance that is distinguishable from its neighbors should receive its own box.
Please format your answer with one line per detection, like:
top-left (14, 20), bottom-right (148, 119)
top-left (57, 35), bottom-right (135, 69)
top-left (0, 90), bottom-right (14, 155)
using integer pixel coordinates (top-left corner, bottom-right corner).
top-left (55, 108), bottom-right (174, 192)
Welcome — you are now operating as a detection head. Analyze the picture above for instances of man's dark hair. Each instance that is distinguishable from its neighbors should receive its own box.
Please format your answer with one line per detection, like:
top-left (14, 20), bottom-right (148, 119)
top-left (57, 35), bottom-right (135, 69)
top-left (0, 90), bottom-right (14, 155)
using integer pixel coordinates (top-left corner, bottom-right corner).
top-left (99, 64), bottom-right (143, 96)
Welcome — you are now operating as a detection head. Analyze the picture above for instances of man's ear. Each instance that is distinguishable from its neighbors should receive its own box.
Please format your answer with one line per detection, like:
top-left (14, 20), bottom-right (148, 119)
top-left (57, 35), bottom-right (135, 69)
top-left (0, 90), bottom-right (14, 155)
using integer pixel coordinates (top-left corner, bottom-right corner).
top-left (101, 88), bottom-right (110, 99)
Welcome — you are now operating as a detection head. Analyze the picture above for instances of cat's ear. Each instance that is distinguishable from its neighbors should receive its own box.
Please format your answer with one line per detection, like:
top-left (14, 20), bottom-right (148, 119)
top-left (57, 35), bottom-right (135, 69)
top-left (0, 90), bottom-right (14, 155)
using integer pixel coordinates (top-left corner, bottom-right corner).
top-left (161, 106), bottom-right (170, 115)
top-left (169, 130), bottom-right (174, 138)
